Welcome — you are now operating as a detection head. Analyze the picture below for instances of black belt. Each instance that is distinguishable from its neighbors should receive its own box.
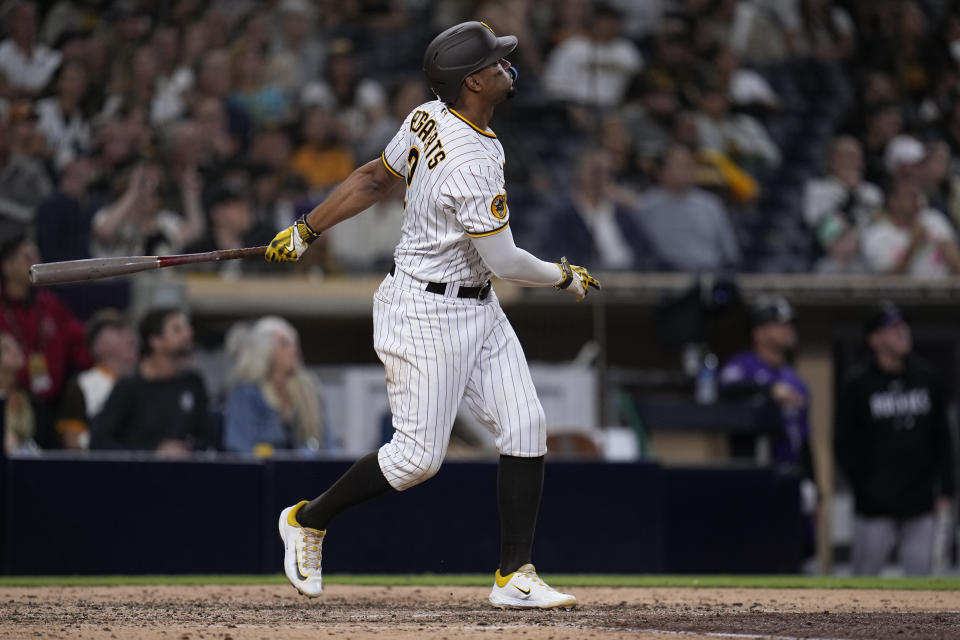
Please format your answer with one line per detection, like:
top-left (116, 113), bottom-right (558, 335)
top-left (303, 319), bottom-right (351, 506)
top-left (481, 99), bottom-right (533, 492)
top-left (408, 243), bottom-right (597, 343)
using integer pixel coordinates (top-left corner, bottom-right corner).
top-left (390, 263), bottom-right (491, 300)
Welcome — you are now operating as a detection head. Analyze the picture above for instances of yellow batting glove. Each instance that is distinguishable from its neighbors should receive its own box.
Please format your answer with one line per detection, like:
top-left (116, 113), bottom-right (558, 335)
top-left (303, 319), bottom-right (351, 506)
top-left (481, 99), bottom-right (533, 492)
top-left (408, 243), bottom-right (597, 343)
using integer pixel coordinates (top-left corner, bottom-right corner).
top-left (265, 216), bottom-right (321, 263)
top-left (554, 257), bottom-right (601, 302)
top-left (570, 263), bottom-right (600, 291)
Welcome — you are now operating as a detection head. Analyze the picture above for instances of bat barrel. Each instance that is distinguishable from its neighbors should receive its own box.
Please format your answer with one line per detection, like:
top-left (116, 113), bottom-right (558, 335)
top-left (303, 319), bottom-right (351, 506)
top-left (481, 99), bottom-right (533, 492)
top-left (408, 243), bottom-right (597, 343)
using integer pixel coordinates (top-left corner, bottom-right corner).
top-left (29, 256), bottom-right (160, 286)
top-left (29, 246), bottom-right (269, 286)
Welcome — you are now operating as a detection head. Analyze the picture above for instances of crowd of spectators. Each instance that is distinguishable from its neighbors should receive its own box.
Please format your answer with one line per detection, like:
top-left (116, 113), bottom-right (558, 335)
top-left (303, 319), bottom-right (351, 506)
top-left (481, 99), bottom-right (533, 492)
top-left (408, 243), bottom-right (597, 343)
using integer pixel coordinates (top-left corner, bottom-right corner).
top-left (2, 290), bottom-right (330, 457)
top-left (3, 0), bottom-right (960, 287)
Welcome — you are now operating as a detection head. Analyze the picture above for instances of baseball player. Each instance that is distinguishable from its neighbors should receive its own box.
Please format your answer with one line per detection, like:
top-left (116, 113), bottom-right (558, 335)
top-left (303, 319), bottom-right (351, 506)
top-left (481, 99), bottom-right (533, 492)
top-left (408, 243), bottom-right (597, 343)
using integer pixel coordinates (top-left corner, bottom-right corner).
top-left (266, 21), bottom-right (599, 609)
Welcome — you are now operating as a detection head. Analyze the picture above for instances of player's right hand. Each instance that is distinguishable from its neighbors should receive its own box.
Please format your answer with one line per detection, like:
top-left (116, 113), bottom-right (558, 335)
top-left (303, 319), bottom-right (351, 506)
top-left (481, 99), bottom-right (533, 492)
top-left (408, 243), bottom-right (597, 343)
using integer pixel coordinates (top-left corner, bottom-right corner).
top-left (265, 216), bottom-right (321, 263)
top-left (554, 257), bottom-right (600, 302)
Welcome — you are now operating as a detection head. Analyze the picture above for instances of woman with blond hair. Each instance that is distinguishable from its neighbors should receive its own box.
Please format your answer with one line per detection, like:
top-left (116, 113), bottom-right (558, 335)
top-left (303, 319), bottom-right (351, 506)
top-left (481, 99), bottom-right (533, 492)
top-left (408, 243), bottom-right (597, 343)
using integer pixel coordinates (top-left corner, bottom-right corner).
top-left (0, 331), bottom-right (35, 454)
top-left (222, 316), bottom-right (325, 454)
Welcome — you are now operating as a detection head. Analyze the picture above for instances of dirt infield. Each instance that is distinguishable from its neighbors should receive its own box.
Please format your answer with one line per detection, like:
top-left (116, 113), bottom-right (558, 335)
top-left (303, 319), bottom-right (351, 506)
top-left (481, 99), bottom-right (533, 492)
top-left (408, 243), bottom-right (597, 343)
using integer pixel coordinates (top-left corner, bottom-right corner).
top-left (2, 584), bottom-right (958, 639)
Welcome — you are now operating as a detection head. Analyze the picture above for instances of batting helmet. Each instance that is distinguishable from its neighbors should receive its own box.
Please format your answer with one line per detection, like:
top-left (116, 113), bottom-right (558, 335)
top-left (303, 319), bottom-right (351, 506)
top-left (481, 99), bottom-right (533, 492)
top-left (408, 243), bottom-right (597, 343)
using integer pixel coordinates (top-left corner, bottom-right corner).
top-left (423, 21), bottom-right (517, 104)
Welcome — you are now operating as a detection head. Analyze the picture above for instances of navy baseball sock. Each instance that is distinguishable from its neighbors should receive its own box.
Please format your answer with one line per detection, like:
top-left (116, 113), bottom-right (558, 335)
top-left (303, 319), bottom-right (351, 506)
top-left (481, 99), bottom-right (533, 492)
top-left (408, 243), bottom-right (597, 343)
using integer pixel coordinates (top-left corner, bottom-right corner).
top-left (296, 451), bottom-right (393, 530)
top-left (497, 454), bottom-right (544, 576)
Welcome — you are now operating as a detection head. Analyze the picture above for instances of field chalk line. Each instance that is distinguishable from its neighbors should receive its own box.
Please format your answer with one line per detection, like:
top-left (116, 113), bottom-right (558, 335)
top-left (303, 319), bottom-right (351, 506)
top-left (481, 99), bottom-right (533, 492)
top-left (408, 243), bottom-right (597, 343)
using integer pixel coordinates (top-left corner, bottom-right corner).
top-left (565, 624), bottom-right (852, 640)
top-left (351, 620), bottom-right (854, 640)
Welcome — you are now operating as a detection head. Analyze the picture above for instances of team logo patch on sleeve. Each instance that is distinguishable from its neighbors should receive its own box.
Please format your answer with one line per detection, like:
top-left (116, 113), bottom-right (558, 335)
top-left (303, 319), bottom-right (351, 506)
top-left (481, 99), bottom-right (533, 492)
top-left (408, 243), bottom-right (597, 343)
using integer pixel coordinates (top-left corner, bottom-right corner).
top-left (490, 193), bottom-right (507, 220)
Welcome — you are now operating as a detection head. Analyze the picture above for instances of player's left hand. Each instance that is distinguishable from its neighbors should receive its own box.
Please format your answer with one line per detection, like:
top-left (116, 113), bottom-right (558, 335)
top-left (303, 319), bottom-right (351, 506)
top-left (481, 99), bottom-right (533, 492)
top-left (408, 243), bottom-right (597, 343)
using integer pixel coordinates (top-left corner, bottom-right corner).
top-left (554, 257), bottom-right (600, 302)
top-left (265, 216), bottom-right (321, 263)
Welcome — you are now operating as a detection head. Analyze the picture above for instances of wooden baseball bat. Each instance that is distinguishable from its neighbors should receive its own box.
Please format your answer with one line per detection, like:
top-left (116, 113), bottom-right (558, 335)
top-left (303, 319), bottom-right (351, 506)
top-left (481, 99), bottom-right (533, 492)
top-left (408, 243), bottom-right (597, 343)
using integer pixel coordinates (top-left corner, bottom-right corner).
top-left (29, 246), bottom-right (269, 286)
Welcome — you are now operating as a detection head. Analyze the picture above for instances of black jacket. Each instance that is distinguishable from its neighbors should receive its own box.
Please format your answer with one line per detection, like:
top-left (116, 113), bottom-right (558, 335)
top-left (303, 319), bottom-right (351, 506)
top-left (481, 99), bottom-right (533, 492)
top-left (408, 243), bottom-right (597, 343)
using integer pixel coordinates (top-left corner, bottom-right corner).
top-left (835, 355), bottom-right (954, 518)
top-left (538, 195), bottom-right (657, 271)
top-left (90, 370), bottom-right (211, 451)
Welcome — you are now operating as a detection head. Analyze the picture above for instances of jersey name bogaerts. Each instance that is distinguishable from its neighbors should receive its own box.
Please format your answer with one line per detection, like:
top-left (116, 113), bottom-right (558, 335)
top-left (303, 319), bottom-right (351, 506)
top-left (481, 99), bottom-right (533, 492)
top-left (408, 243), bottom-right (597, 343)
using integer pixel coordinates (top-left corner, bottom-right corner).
top-left (381, 99), bottom-right (508, 285)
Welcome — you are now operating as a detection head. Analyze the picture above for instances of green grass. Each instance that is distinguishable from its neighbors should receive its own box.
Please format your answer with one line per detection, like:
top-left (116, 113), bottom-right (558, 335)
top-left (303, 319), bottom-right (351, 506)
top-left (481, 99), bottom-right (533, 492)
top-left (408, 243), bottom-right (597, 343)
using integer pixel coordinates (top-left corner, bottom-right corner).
top-left (1, 574), bottom-right (959, 590)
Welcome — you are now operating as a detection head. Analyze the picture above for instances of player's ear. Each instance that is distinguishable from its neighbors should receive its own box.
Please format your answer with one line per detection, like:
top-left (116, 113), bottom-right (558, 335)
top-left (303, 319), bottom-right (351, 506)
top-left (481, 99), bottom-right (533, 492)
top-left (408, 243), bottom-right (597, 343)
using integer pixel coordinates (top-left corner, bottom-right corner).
top-left (465, 73), bottom-right (483, 94)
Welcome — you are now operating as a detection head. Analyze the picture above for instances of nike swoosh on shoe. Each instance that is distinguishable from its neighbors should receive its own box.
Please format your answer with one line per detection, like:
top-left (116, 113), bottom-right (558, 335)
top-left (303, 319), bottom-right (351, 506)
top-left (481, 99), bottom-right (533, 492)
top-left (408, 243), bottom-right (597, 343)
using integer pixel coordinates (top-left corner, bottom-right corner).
top-left (295, 550), bottom-right (310, 582)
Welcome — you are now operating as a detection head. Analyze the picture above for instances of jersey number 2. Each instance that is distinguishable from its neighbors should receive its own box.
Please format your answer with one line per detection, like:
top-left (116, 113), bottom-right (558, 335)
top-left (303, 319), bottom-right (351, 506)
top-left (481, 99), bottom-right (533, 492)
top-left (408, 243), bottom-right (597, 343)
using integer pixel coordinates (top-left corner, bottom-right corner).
top-left (406, 147), bottom-right (420, 187)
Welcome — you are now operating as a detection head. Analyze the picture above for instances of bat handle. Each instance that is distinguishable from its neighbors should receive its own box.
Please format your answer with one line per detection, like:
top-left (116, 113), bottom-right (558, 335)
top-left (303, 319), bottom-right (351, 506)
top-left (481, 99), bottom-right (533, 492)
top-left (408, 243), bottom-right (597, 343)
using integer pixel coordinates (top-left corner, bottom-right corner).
top-left (158, 246), bottom-right (269, 268)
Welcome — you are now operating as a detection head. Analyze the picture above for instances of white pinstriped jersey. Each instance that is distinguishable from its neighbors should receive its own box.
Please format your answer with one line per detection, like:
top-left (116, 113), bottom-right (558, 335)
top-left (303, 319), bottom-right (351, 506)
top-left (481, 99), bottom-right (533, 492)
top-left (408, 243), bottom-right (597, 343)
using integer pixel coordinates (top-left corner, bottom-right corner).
top-left (381, 99), bottom-right (509, 285)
top-left (372, 101), bottom-right (547, 491)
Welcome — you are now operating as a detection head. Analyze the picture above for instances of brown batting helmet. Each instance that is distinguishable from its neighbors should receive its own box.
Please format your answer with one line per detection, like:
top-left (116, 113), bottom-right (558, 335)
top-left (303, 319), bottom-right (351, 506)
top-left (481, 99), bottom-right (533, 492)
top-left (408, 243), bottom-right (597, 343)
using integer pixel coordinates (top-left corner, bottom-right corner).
top-left (423, 21), bottom-right (517, 104)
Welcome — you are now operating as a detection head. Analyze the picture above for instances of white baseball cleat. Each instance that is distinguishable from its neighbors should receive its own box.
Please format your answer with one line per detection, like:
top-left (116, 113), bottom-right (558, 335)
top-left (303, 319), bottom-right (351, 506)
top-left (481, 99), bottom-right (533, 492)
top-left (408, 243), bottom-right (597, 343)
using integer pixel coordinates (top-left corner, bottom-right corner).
top-left (489, 563), bottom-right (577, 609)
top-left (278, 501), bottom-right (325, 597)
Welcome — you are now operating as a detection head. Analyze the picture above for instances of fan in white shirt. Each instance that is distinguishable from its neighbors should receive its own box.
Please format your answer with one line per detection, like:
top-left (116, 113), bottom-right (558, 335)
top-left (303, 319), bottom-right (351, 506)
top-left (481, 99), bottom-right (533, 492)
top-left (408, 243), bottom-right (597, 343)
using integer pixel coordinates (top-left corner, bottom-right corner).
top-left (802, 136), bottom-right (883, 273)
top-left (0, 2), bottom-right (61, 96)
top-left (863, 177), bottom-right (960, 278)
top-left (541, 4), bottom-right (643, 108)
top-left (34, 60), bottom-right (91, 171)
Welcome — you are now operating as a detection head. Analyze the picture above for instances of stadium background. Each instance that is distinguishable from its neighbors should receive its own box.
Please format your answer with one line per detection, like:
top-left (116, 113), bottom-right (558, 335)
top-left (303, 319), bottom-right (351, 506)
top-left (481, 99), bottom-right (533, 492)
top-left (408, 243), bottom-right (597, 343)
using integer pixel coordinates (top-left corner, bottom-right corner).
top-left (0, 0), bottom-right (958, 580)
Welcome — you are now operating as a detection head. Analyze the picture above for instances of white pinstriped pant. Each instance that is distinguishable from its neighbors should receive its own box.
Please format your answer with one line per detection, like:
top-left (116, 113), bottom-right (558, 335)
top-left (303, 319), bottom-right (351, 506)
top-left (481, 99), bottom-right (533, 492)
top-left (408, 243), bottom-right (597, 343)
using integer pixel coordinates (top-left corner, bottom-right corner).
top-left (373, 268), bottom-right (547, 491)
